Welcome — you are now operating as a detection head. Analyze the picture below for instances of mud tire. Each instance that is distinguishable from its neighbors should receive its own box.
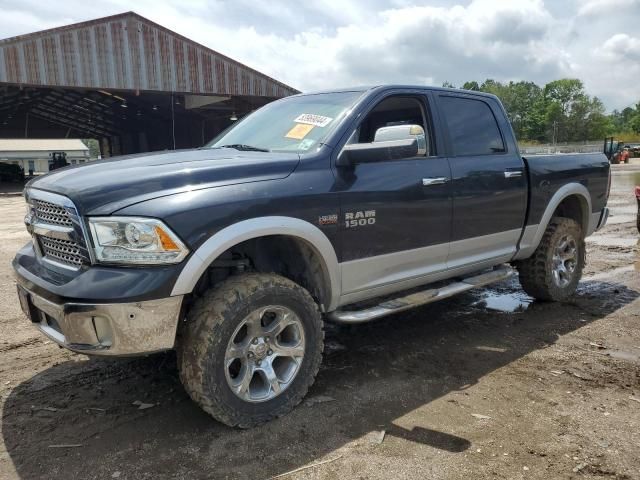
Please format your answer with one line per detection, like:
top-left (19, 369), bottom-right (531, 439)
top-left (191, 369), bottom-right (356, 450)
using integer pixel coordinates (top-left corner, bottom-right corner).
top-left (515, 217), bottom-right (585, 302)
top-left (177, 273), bottom-right (324, 428)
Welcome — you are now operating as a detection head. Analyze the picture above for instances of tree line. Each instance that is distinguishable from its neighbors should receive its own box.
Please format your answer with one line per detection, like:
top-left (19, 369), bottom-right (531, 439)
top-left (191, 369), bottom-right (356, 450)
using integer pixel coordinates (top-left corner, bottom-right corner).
top-left (442, 78), bottom-right (640, 143)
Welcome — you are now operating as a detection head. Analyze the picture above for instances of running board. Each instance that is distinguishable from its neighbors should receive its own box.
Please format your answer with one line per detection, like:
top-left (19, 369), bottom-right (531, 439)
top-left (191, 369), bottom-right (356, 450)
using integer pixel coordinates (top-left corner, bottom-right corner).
top-left (328, 265), bottom-right (515, 324)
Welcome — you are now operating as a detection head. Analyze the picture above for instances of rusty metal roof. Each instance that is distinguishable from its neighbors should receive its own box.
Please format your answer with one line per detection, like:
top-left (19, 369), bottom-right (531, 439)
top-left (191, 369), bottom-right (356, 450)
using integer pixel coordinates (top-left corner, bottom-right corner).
top-left (0, 11), bottom-right (298, 98)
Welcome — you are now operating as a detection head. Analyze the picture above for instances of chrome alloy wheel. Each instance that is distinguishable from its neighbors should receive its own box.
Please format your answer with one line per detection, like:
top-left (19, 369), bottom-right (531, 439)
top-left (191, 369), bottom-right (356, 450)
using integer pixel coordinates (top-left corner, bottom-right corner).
top-left (552, 234), bottom-right (577, 288)
top-left (224, 306), bottom-right (305, 403)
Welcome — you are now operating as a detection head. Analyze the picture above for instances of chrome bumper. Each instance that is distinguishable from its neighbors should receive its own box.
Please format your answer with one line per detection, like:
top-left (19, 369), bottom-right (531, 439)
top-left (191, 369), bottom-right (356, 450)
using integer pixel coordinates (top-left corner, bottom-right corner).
top-left (17, 285), bottom-right (183, 356)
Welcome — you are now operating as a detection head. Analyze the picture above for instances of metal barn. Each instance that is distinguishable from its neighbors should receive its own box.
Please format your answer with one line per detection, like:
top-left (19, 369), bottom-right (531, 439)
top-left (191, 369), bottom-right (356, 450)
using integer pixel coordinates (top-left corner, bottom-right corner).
top-left (0, 12), bottom-right (298, 157)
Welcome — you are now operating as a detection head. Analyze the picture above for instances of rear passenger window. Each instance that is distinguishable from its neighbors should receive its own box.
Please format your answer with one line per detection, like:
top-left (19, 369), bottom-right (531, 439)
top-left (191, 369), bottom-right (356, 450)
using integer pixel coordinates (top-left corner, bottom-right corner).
top-left (439, 96), bottom-right (505, 156)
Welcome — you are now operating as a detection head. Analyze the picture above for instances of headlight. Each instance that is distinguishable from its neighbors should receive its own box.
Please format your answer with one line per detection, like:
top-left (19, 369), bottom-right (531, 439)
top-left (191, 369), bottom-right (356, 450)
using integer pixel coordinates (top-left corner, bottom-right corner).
top-left (88, 217), bottom-right (189, 265)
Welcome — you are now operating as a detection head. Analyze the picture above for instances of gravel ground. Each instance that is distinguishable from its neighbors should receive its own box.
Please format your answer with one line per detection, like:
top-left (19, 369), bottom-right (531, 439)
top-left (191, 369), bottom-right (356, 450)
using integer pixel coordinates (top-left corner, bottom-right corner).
top-left (0, 163), bottom-right (639, 480)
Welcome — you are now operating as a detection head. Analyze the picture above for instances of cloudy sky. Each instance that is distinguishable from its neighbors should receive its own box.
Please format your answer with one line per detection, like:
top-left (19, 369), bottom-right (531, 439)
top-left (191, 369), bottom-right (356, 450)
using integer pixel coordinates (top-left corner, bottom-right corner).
top-left (1, 0), bottom-right (639, 111)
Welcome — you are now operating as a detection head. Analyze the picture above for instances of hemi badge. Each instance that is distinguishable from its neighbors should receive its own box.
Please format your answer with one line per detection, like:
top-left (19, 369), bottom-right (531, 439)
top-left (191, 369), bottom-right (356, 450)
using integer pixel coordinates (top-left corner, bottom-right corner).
top-left (318, 214), bottom-right (338, 226)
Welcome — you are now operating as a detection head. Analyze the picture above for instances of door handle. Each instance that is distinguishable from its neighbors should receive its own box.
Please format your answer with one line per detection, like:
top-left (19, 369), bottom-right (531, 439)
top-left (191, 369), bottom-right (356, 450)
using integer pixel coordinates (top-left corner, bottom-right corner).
top-left (504, 170), bottom-right (523, 178)
top-left (422, 177), bottom-right (449, 186)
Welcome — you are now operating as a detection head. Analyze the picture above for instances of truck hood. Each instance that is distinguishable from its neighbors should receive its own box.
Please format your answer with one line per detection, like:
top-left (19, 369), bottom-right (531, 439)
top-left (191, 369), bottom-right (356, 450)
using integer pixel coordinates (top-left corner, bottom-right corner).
top-left (28, 148), bottom-right (300, 214)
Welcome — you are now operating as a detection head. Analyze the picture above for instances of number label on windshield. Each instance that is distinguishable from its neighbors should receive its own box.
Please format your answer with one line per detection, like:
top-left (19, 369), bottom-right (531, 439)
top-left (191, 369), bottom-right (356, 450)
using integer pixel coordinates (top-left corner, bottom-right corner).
top-left (294, 114), bottom-right (333, 127)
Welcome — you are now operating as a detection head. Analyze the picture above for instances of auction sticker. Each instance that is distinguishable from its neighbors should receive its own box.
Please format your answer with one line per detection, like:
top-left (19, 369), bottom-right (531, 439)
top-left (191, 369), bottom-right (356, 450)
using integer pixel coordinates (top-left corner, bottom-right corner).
top-left (294, 114), bottom-right (333, 127)
top-left (285, 123), bottom-right (314, 139)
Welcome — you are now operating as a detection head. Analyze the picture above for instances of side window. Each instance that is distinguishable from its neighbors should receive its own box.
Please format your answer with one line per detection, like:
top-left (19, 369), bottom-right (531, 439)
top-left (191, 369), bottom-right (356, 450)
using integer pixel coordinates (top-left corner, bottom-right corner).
top-left (439, 96), bottom-right (505, 156)
top-left (348, 96), bottom-right (433, 157)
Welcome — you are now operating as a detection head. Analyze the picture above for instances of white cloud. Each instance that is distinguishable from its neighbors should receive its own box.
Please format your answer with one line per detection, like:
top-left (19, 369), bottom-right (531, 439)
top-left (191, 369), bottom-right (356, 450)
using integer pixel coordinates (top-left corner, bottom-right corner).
top-left (0, 0), bottom-right (638, 110)
top-left (157, 0), bottom-right (567, 92)
top-left (597, 34), bottom-right (640, 62)
top-left (578, 0), bottom-right (640, 16)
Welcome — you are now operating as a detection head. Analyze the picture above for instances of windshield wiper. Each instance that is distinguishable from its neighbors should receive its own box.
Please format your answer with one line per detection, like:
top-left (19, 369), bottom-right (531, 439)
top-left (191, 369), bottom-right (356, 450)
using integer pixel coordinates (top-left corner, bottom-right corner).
top-left (218, 144), bottom-right (270, 152)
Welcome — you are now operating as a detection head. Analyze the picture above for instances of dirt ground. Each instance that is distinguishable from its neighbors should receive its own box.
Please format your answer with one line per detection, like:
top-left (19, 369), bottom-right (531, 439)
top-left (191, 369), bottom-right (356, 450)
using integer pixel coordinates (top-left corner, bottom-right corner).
top-left (0, 164), bottom-right (639, 480)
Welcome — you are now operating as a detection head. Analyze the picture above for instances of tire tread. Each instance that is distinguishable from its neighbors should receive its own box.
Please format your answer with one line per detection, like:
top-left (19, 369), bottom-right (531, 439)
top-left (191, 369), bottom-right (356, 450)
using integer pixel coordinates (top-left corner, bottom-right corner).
top-left (515, 217), bottom-right (584, 302)
top-left (178, 273), bottom-right (324, 428)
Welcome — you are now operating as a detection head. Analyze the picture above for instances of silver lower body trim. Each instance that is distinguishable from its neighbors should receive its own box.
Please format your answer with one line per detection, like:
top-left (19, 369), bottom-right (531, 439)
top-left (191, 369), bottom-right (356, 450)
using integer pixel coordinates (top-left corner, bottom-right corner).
top-left (329, 265), bottom-right (514, 323)
top-left (514, 208), bottom-right (608, 261)
top-left (338, 252), bottom-right (514, 307)
top-left (340, 229), bottom-right (520, 296)
top-left (18, 286), bottom-right (183, 356)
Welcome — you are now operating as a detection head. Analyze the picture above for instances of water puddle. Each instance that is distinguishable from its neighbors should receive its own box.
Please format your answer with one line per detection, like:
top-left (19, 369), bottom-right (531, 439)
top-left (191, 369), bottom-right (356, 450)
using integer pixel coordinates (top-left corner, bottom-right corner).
top-left (609, 205), bottom-right (638, 215)
top-left (607, 349), bottom-right (640, 363)
top-left (473, 290), bottom-right (532, 313)
top-left (606, 214), bottom-right (636, 225)
top-left (611, 170), bottom-right (640, 190)
top-left (587, 235), bottom-right (638, 248)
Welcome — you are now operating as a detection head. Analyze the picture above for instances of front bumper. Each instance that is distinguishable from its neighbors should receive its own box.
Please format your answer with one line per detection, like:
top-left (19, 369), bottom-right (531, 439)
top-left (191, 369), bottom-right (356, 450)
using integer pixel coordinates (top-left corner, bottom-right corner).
top-left (17, 284), bottom-right (183, 356)
top-left (14, 241), bottom-right (185, 356)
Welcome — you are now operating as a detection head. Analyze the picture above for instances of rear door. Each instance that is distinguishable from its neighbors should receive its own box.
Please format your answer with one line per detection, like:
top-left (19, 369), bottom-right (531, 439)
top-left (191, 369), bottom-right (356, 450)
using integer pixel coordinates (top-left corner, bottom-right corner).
top-left (435, 94), bottom-right (527, 269)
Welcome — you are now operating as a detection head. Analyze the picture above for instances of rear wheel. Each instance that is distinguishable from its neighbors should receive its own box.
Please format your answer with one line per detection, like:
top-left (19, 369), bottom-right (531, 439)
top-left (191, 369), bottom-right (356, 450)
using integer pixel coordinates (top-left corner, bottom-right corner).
top-left (515, 217), bottom-right (585, 301)
top-left (178, 273), bottom-right (324, 428)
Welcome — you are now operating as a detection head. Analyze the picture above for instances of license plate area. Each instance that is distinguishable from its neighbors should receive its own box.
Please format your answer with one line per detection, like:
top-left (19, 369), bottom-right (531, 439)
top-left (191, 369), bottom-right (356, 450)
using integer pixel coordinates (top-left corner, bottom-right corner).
top-left (17, 286), bottom-right (40, 323)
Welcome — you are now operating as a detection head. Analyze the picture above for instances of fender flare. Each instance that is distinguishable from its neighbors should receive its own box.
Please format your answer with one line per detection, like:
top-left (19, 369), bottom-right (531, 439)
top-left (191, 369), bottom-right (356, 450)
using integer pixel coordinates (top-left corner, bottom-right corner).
top-left (514, 182), bottom-right (592, 260)
top-left (170, 216), bottom-right (341, 311)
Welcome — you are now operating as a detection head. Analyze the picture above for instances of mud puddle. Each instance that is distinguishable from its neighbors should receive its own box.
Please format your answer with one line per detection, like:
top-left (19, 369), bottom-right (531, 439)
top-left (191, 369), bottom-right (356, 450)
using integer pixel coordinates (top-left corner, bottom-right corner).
top-left (587, 235), bottom-right (638, 247)
top-left (606, 214), bottom-right (636, 225)
top-left (473, 289), bottom-right (532, 313)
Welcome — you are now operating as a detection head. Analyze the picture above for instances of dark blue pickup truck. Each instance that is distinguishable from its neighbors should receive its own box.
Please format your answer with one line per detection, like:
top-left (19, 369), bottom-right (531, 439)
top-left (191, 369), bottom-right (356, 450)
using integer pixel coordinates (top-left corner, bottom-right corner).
top-left (13, 85), bottom-right (610, 427)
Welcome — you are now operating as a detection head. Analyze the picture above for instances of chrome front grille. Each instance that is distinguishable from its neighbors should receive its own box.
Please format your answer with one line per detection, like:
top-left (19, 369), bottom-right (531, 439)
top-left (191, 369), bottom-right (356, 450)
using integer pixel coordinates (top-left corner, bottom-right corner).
top-left (26, 189), bottom-right (91, 270)
top-left (39, 236), bottom-right (85, 267)
top-left (32, 199), bottom-right (73, 227)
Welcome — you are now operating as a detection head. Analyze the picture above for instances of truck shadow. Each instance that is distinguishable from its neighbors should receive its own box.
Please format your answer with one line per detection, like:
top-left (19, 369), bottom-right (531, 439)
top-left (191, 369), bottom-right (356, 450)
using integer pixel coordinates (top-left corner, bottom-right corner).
top-left (3, 278), bottom-right (638, 479)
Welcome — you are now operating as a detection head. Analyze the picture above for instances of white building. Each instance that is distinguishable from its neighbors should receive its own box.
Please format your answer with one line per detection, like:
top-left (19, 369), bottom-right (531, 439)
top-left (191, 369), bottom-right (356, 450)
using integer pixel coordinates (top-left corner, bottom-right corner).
top-left (0, 139), bottom-right (91, 174)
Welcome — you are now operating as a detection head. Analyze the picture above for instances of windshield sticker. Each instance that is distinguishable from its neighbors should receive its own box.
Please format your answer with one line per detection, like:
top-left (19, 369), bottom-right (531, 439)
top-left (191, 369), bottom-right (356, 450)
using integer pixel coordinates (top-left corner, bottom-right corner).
top-left (294, 114), bottom-right (333, 127)
top-left (285, 123), bottom-right (314, 140)
top-left (299, 138), bottom-right (315, 150)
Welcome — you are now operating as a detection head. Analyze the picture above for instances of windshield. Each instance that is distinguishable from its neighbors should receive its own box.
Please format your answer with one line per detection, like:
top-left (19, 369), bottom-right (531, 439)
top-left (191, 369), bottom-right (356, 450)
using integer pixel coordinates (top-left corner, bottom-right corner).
top-left (207, 91), bottom-right (364, 153)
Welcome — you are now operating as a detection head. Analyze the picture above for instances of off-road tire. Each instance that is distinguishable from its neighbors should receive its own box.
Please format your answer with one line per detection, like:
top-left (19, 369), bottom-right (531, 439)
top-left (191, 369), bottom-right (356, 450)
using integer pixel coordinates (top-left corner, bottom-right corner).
top-left (515, 217), bottom-right (585, 302)
top-left (178, 273), bottom-right (324, 428)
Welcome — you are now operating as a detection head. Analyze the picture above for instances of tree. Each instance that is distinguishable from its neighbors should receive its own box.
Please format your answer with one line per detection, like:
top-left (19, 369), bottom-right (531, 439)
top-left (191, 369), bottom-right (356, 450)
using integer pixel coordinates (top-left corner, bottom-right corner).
top-left (543, 79), bottom-right (586, 142)
top-left (623, 102), bottom-right (640, 133)
top-left (82, 138), bottom-right (101, 159)
top-left (444, 77), bottom-right (638, 142)
top-left (462, 81), bottom-right (480, 91)
top-left (503, 81), bottom-right (543, 141)
top-left (544, 79), bottom-right (584, 116)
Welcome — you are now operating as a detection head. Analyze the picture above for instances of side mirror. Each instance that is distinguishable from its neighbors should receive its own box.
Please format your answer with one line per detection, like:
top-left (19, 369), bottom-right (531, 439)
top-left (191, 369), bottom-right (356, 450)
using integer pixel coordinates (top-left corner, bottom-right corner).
top-left (337, 138), bottom-right (419, 166)
top-left (374, 124), bottom-right (427, 156)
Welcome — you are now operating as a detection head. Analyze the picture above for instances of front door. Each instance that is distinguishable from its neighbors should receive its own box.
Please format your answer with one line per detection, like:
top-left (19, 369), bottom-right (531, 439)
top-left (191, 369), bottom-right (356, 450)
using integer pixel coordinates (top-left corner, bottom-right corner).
top-left (435, 94), bottom-right (527, 269)
top-left (334, 94), bottom-right (453, 297)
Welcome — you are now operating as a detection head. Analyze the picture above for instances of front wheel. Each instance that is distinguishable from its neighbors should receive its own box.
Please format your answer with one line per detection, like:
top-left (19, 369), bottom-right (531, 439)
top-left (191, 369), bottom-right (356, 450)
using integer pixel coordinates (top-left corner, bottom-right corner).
top-left (515, 217), bottom-right (585, 301)
top-left (178, 273), bottom-right (324, 428)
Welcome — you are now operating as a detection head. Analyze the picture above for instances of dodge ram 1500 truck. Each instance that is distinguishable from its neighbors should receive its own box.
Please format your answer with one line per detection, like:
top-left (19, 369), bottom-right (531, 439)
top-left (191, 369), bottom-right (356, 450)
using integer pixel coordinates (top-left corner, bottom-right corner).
top-left (13, 85), bottom-right (610, 427)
